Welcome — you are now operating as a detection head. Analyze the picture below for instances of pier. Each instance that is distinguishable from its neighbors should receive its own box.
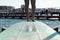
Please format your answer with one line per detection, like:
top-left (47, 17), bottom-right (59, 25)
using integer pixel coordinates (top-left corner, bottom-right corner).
top-left (0, 12), bottom-right (60, 20)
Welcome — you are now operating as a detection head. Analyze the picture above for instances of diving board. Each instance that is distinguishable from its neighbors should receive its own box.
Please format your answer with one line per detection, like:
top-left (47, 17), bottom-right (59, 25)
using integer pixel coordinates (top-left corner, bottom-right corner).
top-left (0, 21), bottom-right (60, 40)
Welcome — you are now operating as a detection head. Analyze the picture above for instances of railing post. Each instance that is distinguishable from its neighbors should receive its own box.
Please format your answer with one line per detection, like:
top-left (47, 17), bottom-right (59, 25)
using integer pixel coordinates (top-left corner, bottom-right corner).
top-left (59, 14), bottom-right (60, 21)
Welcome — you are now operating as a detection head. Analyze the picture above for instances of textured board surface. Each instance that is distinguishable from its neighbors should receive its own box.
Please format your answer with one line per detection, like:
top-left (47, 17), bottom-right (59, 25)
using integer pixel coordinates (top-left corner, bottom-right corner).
top-left (0, 21), bottom-right (60, 40)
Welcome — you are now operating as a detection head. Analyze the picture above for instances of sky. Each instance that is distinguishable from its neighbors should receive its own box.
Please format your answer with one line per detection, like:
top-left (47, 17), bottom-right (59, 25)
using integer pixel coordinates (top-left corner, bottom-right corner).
top-left (0, 0), bottom-right (60, 8)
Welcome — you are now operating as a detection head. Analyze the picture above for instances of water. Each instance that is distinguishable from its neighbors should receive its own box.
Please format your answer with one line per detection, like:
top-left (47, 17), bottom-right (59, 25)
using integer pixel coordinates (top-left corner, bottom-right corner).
top-left (38, 20), bottom-right (60, 32)
top-left (0, 19), bottom-right (60, 32)
top-left (0, 19), bottom-right (23, 32)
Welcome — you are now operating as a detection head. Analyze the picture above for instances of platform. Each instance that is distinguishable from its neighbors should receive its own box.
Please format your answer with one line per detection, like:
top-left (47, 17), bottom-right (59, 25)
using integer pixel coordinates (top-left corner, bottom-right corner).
top-left (0, 21), bottom-right (60, 40)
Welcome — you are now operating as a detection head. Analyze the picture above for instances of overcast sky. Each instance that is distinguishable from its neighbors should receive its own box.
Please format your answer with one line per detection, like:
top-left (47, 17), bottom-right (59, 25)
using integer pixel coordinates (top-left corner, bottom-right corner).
top-left (0, 0), bottom-right (60, 8)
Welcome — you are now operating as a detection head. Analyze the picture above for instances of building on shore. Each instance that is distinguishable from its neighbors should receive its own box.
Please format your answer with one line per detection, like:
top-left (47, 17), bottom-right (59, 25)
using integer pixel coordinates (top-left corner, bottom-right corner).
top-left (14, 8), bottom-right (22, 13)
top-left (0, 6), bottom-right (15, 13)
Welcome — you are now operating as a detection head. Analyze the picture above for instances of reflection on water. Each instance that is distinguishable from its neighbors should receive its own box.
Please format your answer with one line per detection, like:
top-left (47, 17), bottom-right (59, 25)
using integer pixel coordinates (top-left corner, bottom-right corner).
top-left (0, 19), bottom-right (60, 32)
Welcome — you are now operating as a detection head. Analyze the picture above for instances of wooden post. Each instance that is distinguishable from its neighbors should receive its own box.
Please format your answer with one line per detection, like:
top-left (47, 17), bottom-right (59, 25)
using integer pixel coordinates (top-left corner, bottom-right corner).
top-left (59, 14), bottom-right (60, 21)
top-left (45, 9), bottom-right (48, 20)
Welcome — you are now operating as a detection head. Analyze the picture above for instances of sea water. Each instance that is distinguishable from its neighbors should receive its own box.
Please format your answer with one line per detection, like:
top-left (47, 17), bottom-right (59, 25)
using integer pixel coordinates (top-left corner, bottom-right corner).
top-left (0, 19), bottom-right (60, 32)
